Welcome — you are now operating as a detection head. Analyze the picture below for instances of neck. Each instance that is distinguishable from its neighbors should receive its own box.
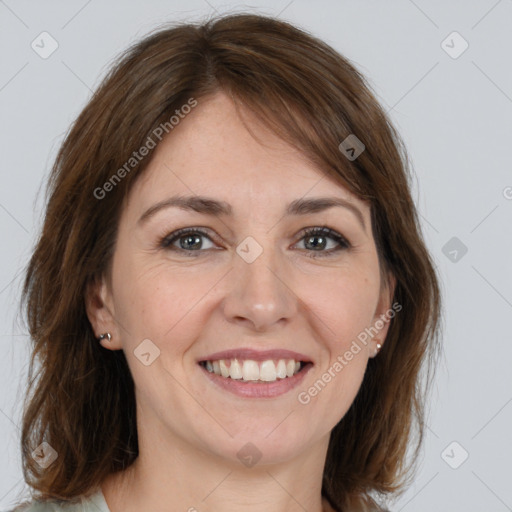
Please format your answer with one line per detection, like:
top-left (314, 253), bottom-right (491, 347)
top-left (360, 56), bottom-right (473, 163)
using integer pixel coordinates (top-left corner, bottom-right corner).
top-left (102, 412), bottom-right (331, 512)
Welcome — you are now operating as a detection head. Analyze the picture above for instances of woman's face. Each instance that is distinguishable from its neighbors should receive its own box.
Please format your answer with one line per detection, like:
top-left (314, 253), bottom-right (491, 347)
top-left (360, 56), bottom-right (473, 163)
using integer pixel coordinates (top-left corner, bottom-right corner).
top-left (90, 91), bottom-right (395, 467)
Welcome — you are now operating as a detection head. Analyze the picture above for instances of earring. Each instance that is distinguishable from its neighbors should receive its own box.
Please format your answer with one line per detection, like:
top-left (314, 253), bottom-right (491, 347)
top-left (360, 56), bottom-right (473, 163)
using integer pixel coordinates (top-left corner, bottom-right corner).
top-left (98, 333), bottom-right (112, 342)
top-left (374, 343), bottom-right (382, 357)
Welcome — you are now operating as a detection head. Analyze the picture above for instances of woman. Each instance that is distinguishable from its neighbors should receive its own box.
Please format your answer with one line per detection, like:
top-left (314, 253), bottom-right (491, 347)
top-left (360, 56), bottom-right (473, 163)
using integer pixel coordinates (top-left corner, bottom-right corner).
top-left (12, 12), bottom-right (442, 512)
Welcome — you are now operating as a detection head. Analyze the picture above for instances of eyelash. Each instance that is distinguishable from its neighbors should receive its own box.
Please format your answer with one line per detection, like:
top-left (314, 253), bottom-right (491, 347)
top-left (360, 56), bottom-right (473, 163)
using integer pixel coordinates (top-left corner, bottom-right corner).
top-left (159, 226), bottom-right (351, 259)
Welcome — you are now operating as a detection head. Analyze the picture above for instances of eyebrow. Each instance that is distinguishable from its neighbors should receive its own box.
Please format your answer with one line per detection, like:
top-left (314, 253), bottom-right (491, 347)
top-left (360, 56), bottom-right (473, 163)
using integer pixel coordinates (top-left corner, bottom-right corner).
top-left (138, 195), bottom-right (366, 231)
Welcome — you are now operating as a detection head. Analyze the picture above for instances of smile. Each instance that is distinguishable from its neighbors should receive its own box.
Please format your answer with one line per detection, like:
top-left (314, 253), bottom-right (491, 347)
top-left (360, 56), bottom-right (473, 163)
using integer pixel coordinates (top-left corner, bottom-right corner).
top-left (198, 355), bottom-right (313, 399)
top-left (200, 358), bottom-right (303, 382)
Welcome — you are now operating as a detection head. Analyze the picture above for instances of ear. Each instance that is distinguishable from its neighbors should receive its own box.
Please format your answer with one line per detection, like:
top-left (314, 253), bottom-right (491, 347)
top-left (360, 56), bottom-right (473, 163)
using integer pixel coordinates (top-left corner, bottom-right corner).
top-left (85, 275), bottom-right (123, 351)
top-left (368, 270), bottom-right (397, 358)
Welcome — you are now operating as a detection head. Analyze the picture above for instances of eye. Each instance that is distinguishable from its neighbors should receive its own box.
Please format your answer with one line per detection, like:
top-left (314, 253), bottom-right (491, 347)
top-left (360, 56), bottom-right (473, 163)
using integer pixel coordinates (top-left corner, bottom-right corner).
top-left (160, 227), bottom-right (217, 254)
top-left (159, 226), bottom-right (351, 258)
top-left (294, 226), bottom-right (351, 258)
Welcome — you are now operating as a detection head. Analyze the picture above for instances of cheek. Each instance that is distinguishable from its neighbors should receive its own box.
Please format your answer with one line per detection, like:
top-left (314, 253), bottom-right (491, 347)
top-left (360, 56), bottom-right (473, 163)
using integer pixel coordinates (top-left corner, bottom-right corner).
top-left (300, 268), bottom-right (380, 346)
top-left (296, 274), bottom-right (374, 418)
top-left (297, 268), bottom-right (378, 408)
top-left (112, 256), bottom-right (215, 347)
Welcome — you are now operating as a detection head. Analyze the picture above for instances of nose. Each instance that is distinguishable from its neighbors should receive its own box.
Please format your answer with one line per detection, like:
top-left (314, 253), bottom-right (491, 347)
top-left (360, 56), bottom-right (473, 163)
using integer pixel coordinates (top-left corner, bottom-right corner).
top-left (222, 240), bottom-right (298, 332)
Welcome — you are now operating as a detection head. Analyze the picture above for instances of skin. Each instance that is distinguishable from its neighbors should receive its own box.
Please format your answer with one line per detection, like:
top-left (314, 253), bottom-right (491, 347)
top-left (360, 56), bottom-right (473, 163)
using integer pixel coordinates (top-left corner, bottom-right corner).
top-left (86, 91), bottom-right (395, 512)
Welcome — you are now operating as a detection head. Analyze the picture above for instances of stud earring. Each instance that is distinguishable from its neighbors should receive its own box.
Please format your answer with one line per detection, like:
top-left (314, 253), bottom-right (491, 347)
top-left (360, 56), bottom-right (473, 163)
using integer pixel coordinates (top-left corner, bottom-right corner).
top-left (374, 343), bottom-right (382, 357)
top-left (98, 333), bottom-right (112, 342)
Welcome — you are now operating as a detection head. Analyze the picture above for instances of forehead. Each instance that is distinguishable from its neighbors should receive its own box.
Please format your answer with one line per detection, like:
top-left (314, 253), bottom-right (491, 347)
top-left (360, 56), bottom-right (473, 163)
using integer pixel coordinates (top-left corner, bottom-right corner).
top-left (126, 91), bottom-right (369, 218)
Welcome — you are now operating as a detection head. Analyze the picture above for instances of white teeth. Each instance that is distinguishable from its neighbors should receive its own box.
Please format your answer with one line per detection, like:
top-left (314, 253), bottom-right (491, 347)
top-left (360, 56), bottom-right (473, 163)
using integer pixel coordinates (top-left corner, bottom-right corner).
top-left (276, 360), bottom-right (287, 379)
top-left (229, 359), bottom-right (243, 379)
top-left (219, 359), bottom-right (230, 378)
top-left (260, 360), bottom-right (277, 381)
top-left (202, 357), bottom-right (305, 382)
top-left (242, 360), bottom-right (260, 381)
top-left (286, 360), bottom-right (295, 377)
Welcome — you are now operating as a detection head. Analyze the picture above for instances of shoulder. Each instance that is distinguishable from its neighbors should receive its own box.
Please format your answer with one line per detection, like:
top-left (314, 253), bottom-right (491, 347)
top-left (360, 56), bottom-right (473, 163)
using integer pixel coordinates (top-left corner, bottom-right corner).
top-left (4, 489), bottom-right (107, 512)
top-left (357, 501), bottom-right (392, 512)
top-left (4, 501), bottom-right (84, 512)
top-left (354, 501), bottom-right (391, 512)
top-left (323, 495), bottom-right (391, 512)
top-left (2, 503), bottom-right (58, 512)
top-left (322, 496), bottom-right (391, 512)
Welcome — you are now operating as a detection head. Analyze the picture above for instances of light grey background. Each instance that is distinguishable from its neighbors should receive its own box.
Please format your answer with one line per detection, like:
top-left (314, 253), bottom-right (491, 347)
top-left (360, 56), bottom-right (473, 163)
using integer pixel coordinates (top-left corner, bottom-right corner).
top-left (1, 1), bottom-right (511, 510)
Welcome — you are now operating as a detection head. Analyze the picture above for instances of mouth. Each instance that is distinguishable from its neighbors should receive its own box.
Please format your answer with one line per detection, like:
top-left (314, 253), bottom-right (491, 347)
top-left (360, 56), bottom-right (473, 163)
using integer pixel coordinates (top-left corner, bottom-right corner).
top-left (198, 358), bottom-right (311, 383)
top-left (197, 349), bottom-right (313, 398)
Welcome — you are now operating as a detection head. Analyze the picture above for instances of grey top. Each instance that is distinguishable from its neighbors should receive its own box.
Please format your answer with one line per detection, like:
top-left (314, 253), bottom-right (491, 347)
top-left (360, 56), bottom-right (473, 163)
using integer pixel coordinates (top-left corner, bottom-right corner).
top-left (7, 488), bottom-right (110, 512)
top-left (7, 488), bottom-right (390, 511)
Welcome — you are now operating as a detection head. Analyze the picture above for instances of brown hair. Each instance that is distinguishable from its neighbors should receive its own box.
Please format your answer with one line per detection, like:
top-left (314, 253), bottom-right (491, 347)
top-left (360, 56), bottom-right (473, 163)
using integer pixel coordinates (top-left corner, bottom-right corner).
top-left (18, 12), bottom-right (442, 511)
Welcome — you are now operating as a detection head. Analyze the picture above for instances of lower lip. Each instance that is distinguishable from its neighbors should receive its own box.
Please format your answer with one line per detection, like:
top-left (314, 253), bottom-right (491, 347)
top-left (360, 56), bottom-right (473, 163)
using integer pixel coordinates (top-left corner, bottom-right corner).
top-left (199, 363), bottom-right (313, 398)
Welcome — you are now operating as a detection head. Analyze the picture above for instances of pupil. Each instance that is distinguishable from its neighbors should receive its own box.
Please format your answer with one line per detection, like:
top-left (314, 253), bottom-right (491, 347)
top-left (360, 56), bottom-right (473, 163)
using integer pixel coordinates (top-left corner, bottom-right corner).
top-left (306, 235), bottom-right (325, 250)
top-left (181, 235), bottom-right (201, 250)
top-left (179, 234), bottom-right (326, 251)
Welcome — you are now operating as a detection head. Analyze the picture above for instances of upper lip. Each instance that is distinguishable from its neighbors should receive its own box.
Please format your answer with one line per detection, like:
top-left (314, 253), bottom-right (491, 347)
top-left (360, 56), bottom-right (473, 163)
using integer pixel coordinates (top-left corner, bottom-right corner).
top-left (198, 348), bottom-right (313, 363)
